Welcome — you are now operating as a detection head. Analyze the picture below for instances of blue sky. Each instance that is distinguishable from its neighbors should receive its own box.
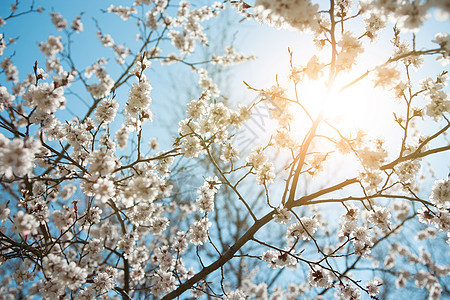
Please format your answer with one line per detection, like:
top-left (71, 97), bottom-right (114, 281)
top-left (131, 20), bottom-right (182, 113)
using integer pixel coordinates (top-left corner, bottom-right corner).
top-left (0, 1), bottom-right (449, 298)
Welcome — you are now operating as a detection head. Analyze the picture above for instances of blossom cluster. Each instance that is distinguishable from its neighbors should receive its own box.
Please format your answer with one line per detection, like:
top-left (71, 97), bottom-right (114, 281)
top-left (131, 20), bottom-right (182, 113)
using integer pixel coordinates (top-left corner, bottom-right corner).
top-left (196, 176), bottom-right (221, 213)
top-left (178, 92), bottom-right (250, 160)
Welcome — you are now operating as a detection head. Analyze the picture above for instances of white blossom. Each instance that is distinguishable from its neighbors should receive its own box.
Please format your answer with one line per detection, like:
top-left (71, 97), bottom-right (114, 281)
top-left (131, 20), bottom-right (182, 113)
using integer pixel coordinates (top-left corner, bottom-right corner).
top-left (12, 211), bottom-right (39, 236)
top-left (0, 86), bottom-right (14, 112)
top-left (39, 35), bottom-right (64, 57)
top-left (254, 0), bottom-right (320, 32)
top-left (0, 57), bottom-right (18, 83)
top-left (0, 135), bottom-right (40, 178)
top-left (430, 178), bottom-right (450, 208)
top-left (273, 205), bottom-right (292, 224)
top-left (50, 12), bottom-right (67, 30)
top-left (256, 161), bottom-right (275, 185)
top-left (108, 5), bottom-right (137, 20)
top-left (71, 16), bottom-right (83, 32)
top-left (308, 268), bottom-right (331, 288)
top-left (286, 216), bottom-right (319, 241)
top-left (224, 289), bottom-right (246, 299)
top-left (368, 206), bottom-right (392, 232)
top-left (262, 249), bottom-right (298, 269)
top-left (95, 97), bottom-right (119, 125)
top-left (433, 32), bottom-right (450, 65)
top-left (125, 76), bottom-right (153, 130)
top-left (188, 217), bottom-right (211, 245)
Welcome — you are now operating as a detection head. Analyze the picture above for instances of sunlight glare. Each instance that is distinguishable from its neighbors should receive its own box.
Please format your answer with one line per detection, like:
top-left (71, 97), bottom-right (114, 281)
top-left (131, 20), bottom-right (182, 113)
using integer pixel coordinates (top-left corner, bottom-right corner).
top-left (288, 74), bottom-right (399, 140)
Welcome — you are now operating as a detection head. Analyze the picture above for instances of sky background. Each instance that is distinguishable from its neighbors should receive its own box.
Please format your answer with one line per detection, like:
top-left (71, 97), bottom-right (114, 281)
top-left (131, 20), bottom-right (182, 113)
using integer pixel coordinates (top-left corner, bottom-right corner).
top-left (0, 1), bottom-right (449, 298)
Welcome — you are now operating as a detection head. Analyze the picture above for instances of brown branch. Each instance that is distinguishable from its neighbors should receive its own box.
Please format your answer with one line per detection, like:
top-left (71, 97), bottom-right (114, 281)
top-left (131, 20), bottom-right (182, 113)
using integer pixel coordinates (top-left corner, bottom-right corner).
top-left (289, 178), bottom-right (359, 208)
top-left (318, 214), bottom-right (417, 296)
top-left (161, 211), bottom-right (275, 299)
top-left (381, 145), bottom-right (450, 170)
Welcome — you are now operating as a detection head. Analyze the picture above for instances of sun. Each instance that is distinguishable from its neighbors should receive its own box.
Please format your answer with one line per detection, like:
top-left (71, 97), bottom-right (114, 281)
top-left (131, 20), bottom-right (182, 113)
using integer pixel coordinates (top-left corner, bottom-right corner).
top-left (286, 74), bottom-right (399, 141)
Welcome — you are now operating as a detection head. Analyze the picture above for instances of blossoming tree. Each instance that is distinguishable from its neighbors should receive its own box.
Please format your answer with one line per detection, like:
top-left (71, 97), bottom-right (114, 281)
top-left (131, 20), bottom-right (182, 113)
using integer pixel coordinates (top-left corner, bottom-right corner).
top-left (0, 0), bottom-right (449, 299)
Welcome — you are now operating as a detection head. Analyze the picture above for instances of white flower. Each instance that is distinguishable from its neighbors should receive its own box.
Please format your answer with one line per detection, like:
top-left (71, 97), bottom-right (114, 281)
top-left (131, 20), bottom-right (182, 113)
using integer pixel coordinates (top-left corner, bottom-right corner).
top-left (115, 125), bottom-right (130, 149)
top-left (71, 16), bottom-right (83, 32)
top-left (197, 68), bottom-right (219, 97)
top-left (0, 57), bottom-right (18, 83)
top-left (394, 0), bottom-right (429, 33)
top-left (0, 136), bottom-right (40, 178)
top-left (358, 170), bottom-right (383, 192)
top-left (43, 254), bottom-right (87, 291)
top-left (51, 206), bottom-right (76, 230)
top-left (196, 177), bottom-right (220, 213)
top-left (95, 97), bottom-right (119, 125)
top-left (151, 270), bottom-right (176, 297)
top-left (273, 128), bottom-right (295, 149)
top-left (0, 203), bottom-right (10, 222)
top-left (338, 220), bottom-right (357, 238)
top-left (171, 231), bottom-right (188, 254)
top-left (126, 173), bottom-right (162, 203)
top-left (87, 67), bottom-right (114, 99)
top-left (254, 0), bottom-right (320, 32)
top-left (336, 31), bottom-right (364, 70)
top-left (224, 289), bottom-right (246, 300)
top-left (0, 86), bottom-right (14, 111)
top-left (50, 12), bottom-right (67, 30)
top-left (107, 5), bottom-right (137, 20)
top-left (357, 141), bottom-right (387, 170)
top-left (256, 161), bottom-right (275, 185)
top-left (151, 246), bottom-right (175, 271)
top-left (416, 227), bottom-right (437, 241)
top-left (308, 268), bottom-right (330, 287)
top-left (354, 240), bottom-right (372, 257)
top-left (13, 211), bottom-right (39, 236)
top-left (432, 32), bottom-right (450, 66)
top-left (417, 206), bottom-right (436, 225)
top-left (125, 76), bottom-right (153, 130)
top-left (181, 135), bottom-right (203, 158)
top-left (368, 206), bottom-right (391, 232)
top-left (262, 249), bottom-right (298, 269)
top-left (392, 201), bottom-right (410, 221)
top-left (23, 82), bottom-right (66, 115)
top-left (363, 12), bottom-right (386, 39)
top-left (93, 269), bottom-right (116, 293)
top-left (149, 137), bottom-right (159, 151)
top-left (186, 98), bottom-right (207, 119)
top-left (188, 218), bottom-right (211, 245)
top-left (92, 177), bottom-right (116, 203)
top-left (342, 203), bottom-right (360, 223)
top-left (246, 146), bottom-right (268, 168)
top-left (430, 178), bottom-right (450, 208)
top-left (220, 142), bottom-right (239, 163)
top-left (394, 160), bottom-right (421, 184)
top-left (429, 283), bottom-right (442, 300)
top-left (88, 148), bottom-right (117, 176)
top-left (335, 282), bottom-right (360, 300)
top-left (211, 46), bottom-right (254, 66)
top-left (305, 55), bottom-right (324, 80)
top-left (352, 226), bottom-right (371, 243)
top-left (168, 30), bottom-right (195, 55)
top-left (435, 208), bottom-right (450, 232)
top-left (373, 65), bottom-right (400, 88)
top-left (286, 216), bottom-right (319, 240)
top-left (39, 35), bottom-right (64, 57)
top-left (273, 205), bottom-right (292, 224)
